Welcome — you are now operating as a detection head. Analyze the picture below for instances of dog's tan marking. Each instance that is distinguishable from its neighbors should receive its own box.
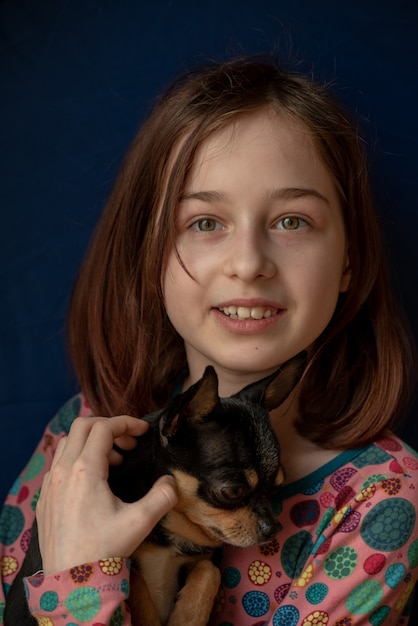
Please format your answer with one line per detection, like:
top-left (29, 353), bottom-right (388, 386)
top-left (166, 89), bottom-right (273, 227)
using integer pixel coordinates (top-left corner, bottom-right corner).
top-left (163, 508), bottom-right (223, 548)
top-left (275, 466), bottom-right (285, 486)
top-left (245, 469), bottom-right (259, 488)
top-left (166, 469), bottom-right (272, 547)
top-left (171, 470), bottom-right (200, 499)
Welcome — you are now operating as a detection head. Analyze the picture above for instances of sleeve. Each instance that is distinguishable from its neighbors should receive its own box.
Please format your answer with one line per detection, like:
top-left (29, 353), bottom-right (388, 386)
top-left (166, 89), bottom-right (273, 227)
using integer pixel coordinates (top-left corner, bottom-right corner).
top-left (0, 395), bottom-right (134, 626)
top-left (23, 558), bottom-right (132, 625)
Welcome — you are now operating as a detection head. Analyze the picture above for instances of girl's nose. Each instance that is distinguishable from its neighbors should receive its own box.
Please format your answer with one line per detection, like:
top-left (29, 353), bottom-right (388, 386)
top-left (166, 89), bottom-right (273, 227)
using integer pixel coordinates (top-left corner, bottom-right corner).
top-left (223, 229), bottom-right (276, 281)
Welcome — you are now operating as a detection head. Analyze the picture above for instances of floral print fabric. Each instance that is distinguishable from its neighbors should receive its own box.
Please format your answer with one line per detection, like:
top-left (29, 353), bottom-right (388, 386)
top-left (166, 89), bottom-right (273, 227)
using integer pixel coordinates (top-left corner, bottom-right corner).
top-left (0, 394), bottom-right (417, 625)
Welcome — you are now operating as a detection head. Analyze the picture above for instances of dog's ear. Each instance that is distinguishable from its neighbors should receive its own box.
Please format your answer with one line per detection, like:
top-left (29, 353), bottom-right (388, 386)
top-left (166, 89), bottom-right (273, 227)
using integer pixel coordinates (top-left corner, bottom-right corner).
top-left (161, 366), bottom-right (220, 439)
top-left (234, 351), bottom-right (307, 411)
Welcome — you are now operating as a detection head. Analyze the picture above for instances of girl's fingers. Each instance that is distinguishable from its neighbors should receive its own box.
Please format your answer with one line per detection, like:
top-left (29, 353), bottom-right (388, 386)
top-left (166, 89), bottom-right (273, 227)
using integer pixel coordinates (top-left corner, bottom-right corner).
top-left (54, 415), bottom-right (149, 469)
top-left (49, 436), bottom-right (68, 469)
top-left (108, 438), bottom-right (139, 466)
top-left (78, 417), bottom-right (148, 473)
top-left (113, 433), bottom-right (140, 451)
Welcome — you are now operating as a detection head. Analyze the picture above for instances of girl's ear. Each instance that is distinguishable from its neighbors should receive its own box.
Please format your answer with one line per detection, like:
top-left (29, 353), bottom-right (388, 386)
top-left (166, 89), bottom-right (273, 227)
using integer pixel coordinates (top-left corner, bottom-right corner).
top-left (340, 254), bottom-right (352, 292)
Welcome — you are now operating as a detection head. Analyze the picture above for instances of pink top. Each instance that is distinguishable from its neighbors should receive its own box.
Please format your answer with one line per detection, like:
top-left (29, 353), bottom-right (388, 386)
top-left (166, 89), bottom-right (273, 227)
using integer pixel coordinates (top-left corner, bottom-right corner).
top-left (1, 393), bottom-right (417, 625)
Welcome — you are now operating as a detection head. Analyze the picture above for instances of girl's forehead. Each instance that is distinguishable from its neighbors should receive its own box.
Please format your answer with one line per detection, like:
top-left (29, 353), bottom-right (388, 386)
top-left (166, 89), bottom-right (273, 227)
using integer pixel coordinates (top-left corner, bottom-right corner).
top-left (190, 108), bottom-right (318, 169)
top-left (185, 109), bottom-right (330, 190)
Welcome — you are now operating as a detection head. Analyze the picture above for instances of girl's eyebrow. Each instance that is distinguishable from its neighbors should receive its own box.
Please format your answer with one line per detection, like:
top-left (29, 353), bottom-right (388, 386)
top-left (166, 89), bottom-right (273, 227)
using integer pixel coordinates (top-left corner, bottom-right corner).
top-left (269, 187), bottom-right (331, 205)
top-left (181, 187), bottom-right (330, 205)
top-left (180, 190), bottom-right (226, 203)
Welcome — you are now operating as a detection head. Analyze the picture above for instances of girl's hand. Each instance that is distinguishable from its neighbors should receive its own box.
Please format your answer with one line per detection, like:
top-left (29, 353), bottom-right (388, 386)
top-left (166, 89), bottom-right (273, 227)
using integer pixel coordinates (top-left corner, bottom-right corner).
top-left (36, 415), bottom-right (178, 576)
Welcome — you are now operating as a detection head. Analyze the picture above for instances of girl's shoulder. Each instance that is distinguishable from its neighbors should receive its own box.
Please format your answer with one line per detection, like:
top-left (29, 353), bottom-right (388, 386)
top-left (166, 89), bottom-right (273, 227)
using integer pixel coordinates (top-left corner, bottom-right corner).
top-left (358, 433), bottom-right (418, 472)
top-left (47, 392), bottom-right (95, 436)
top-left (279, 433), bottom-right (418, 501)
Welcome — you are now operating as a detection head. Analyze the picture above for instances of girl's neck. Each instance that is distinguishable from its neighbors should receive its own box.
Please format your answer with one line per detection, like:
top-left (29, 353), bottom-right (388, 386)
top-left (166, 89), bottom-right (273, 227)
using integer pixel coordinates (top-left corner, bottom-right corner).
top-left (269, 393), bottom-right (342, 484)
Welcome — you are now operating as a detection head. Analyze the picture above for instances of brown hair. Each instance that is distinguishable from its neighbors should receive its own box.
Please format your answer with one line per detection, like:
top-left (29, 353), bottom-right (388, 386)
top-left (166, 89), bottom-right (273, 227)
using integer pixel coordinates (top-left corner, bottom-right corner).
top-left (68, 55), bottom-right (415, 448)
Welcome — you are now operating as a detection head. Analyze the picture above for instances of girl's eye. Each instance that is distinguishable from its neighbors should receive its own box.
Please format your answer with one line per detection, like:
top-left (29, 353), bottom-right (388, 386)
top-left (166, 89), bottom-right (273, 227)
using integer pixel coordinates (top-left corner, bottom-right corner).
top-left (191, 218), bottom-right (221, 232)
top-left (276, 216), bottom-right (307, 231)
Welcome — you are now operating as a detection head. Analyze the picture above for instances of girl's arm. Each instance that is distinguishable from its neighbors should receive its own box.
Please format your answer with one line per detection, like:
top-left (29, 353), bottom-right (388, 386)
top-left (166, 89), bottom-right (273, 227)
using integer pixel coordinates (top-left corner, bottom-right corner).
top-left (1, 396), bottom-right (177, 626)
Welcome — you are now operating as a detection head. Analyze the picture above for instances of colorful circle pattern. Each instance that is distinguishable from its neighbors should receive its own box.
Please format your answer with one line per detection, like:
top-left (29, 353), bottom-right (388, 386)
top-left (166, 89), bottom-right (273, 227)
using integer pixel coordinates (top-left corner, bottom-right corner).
top-left (290, 500), bottom-right (320, 527)
top-left (324, 546), bottom-right (357, 580)
top-left (346, 580), bottom-right (383, 614)
top-left (39, 591), bottom-right (59, 612)
top-left (0, 505), bottom-right (25, 546)
top-left (222, 565), bottom-right (241, 588)
top-left (248, 560), bottom-right (272, 585)
top-left (305, 582), bottom-right (328, 605)
top-left (281, 531), bottom-right (313, 578)
top-left (64, 586), bottom-right (102, 621)
top-left (272, 604), bottom-right (299, 626)
top-left (360, 498), bottom-right (415, 550)
top-left (242, 590), bottom-right (270, 617)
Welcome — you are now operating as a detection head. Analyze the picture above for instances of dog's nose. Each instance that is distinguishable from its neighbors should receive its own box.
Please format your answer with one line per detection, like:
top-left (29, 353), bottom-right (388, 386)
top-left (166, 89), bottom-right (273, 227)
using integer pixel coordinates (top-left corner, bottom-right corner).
top-left (257, 517), bottom-right (281, 542)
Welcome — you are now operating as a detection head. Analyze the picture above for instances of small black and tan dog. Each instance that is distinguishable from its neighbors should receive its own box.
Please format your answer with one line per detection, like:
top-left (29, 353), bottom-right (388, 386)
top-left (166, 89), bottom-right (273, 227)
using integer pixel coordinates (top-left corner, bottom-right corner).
top-left (4, 352), bottom-right (306, 626)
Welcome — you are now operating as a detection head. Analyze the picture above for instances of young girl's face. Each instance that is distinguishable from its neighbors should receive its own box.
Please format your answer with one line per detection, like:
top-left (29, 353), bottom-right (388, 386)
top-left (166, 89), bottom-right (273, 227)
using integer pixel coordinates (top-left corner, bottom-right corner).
top-left (163, 107), bottom-right (351, 392)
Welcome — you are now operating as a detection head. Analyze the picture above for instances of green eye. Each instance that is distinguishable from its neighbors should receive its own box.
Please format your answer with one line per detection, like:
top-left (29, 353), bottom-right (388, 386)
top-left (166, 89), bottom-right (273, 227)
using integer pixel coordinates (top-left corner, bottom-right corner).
top-left (275, 215), bottom-right (309, 231)
top-left (190, 217), bottom-right (225, 232)
top-left (282, 216), bottom-right (300, 230)
top-left (197, 217), bottom-right (216, 231)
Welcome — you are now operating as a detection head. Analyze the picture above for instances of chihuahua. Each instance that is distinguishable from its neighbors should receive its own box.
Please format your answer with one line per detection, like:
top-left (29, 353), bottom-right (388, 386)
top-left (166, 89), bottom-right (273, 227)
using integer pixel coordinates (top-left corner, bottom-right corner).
top-left (4, 352), bottom-right (306, 626)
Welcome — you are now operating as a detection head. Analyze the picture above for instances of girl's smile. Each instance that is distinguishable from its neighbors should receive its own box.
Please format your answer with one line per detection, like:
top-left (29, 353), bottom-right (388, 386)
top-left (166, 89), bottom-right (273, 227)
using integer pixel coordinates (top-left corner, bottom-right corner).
top-left (163, 107), bottom-right (351, 395)
top-left (213, 299), bottom-right (286, 333)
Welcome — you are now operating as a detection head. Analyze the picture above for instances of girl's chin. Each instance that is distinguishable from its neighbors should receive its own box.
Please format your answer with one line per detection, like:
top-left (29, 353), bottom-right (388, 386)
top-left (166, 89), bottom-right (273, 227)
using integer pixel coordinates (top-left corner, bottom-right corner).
top-left (206, 341), bottom-right (313, 375)
top-left (203, 357), bottom-right (286, 380)
top-left (213, 348), bottom-right (297, 371)
top-left (186, 341), bottom-right (309, 384)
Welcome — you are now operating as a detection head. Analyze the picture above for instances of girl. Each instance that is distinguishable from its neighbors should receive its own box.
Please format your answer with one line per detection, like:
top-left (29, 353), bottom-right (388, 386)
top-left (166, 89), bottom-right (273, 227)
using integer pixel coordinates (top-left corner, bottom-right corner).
top-left (1, 55), bottom-right (418, 625)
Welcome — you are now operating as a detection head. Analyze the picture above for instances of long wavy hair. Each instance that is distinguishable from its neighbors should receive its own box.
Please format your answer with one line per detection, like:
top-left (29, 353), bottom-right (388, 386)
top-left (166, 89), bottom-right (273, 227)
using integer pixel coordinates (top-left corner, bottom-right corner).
top-left (67, 55), bottom-right (415, 448)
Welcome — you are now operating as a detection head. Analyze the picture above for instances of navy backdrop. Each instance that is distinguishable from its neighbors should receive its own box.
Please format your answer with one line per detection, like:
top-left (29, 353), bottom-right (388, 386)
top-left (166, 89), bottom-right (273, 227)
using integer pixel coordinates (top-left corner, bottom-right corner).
top-left (1, 1), bottom-right (418, 510)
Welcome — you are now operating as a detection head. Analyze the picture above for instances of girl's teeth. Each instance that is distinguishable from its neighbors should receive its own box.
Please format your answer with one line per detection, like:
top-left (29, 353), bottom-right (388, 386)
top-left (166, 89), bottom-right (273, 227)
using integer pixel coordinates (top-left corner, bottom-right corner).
top-left (219, 306), bottom-right (276, 320)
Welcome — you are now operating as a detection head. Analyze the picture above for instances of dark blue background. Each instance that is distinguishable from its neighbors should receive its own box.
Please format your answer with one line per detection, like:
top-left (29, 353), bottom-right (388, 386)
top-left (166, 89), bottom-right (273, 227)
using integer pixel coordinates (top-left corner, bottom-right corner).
top-left (1, 0), bottom-right (417, 510)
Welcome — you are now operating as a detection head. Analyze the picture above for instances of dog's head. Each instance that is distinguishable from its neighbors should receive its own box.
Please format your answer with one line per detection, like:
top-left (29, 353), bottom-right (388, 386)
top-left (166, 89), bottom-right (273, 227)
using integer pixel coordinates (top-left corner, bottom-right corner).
top-left (159, 352), bottom-right (307, 549)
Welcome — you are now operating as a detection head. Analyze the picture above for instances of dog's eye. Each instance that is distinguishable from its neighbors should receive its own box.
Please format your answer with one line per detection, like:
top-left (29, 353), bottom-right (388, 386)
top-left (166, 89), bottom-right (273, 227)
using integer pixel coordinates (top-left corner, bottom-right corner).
top-left (220, 485), bottom-right (245, 501)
